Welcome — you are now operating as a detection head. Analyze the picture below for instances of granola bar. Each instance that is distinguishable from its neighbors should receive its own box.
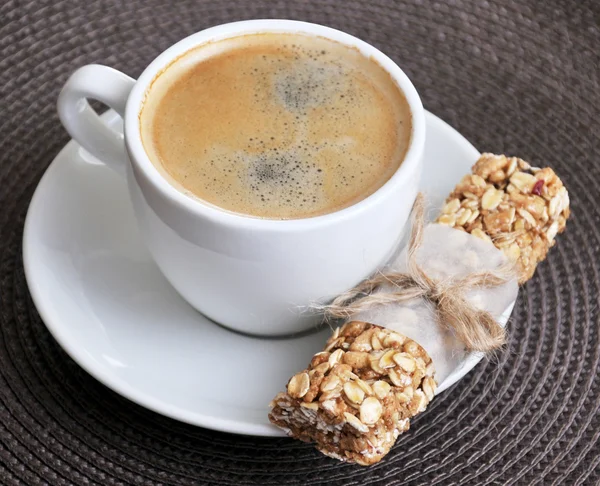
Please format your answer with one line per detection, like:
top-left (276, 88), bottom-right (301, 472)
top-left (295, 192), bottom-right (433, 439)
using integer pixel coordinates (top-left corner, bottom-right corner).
top-left (436, 153), bottom-right (570, 283)
top-left (268, 321), bottom-right (436, 465)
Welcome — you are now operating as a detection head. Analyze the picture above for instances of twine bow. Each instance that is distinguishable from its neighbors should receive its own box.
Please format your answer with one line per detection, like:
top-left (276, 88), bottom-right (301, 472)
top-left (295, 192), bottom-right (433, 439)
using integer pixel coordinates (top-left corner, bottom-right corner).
top-left (322, 194), bottom-right (514, 352)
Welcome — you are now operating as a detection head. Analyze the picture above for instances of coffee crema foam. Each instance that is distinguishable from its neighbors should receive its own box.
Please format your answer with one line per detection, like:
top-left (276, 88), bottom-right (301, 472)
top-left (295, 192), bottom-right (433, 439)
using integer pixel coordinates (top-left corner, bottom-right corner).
top-left (140, 33), bottom-right (412, 219)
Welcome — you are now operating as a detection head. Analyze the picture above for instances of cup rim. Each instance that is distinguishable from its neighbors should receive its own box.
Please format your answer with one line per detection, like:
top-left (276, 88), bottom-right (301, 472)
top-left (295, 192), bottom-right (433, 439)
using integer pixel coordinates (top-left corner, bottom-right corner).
top-left (124, 19), bottom-right (425, 230)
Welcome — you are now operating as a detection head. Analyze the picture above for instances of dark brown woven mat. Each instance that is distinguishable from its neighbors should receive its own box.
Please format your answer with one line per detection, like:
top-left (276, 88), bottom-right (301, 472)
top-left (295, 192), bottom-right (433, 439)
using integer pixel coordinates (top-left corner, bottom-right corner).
top-left (1, 0), bottom-right (599, 484)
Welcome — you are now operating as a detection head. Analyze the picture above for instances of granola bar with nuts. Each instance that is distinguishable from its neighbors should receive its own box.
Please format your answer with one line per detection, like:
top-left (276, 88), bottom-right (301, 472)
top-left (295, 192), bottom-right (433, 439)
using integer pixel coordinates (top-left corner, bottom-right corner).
top-left (268, 321), bottom-right (436, 466)
top-left (436, 153), bottom-right (570, 283)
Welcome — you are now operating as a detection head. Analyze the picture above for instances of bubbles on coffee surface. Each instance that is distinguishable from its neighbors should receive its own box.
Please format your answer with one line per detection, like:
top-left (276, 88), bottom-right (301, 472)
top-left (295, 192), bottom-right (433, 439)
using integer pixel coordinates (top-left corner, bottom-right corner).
top-left (245, 148), bottom-right (322, 209)
top-left (193, 144), bottom-right (325, 214)
top-left (273, 56), bottom-right (347, 112)
top-left (191, 132), bottom-right (366, 216)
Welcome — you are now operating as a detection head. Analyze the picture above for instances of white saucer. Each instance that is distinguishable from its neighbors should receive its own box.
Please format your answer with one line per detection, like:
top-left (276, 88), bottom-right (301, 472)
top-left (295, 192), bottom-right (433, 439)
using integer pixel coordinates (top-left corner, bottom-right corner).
top-left (23, 110), bottom-right (507, 437)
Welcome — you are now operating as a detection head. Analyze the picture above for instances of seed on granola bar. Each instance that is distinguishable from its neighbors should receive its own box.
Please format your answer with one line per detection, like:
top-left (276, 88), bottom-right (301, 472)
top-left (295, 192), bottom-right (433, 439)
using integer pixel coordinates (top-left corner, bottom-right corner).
top-left (287, 372), bottom-right (310, 399)
top-left (360, 397), bottom-right (383, 424)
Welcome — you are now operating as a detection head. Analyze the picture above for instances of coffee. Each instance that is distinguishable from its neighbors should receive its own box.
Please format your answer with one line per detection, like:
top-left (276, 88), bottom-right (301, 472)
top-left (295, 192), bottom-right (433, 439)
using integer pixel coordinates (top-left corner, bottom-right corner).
top-left (140, 33), bottom-right (412, 219)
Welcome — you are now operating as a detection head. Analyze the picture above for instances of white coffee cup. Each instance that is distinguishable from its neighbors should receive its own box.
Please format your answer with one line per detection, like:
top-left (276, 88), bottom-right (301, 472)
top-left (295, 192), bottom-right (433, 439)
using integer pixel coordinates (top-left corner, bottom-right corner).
top-left (57, 19), bottom-right (425, 336)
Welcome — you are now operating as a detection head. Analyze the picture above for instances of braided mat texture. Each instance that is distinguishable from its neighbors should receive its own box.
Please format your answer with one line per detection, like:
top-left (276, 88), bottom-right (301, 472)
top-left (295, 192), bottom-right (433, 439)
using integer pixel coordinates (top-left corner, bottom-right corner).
top-left (1, 0), bottom-right (599, 484)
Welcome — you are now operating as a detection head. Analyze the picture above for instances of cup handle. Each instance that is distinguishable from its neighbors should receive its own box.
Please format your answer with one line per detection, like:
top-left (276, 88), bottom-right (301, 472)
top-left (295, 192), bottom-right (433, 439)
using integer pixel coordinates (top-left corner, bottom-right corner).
top-left (57, 64), bottom-right (136, 174)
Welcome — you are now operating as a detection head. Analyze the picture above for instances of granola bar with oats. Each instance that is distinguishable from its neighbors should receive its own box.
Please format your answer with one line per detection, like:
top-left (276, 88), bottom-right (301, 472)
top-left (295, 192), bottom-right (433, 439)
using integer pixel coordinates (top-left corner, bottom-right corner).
top-left (436, 153), bottom-right (570, 283)
top-left (268, 321), bottom-right (436, 466)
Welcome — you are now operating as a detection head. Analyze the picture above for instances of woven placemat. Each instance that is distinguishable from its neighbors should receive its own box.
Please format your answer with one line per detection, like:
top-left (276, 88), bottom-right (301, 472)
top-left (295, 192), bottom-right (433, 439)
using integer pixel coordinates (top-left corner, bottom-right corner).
top-left (1, 0), bottom-right (599, 484)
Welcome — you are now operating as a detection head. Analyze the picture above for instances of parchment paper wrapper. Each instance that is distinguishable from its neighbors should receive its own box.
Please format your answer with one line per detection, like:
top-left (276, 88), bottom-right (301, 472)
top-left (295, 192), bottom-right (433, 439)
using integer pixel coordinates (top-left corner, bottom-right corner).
top-left (355, 223), bottom-right (518, 385)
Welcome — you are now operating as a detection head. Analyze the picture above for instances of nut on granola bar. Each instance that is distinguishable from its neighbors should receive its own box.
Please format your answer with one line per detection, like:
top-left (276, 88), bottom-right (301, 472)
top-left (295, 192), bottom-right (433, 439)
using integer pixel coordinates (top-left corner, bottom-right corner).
top-left (268, 321), bottom-right (436, 465)
top-left (437, 153), bottom-right (570, 283)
